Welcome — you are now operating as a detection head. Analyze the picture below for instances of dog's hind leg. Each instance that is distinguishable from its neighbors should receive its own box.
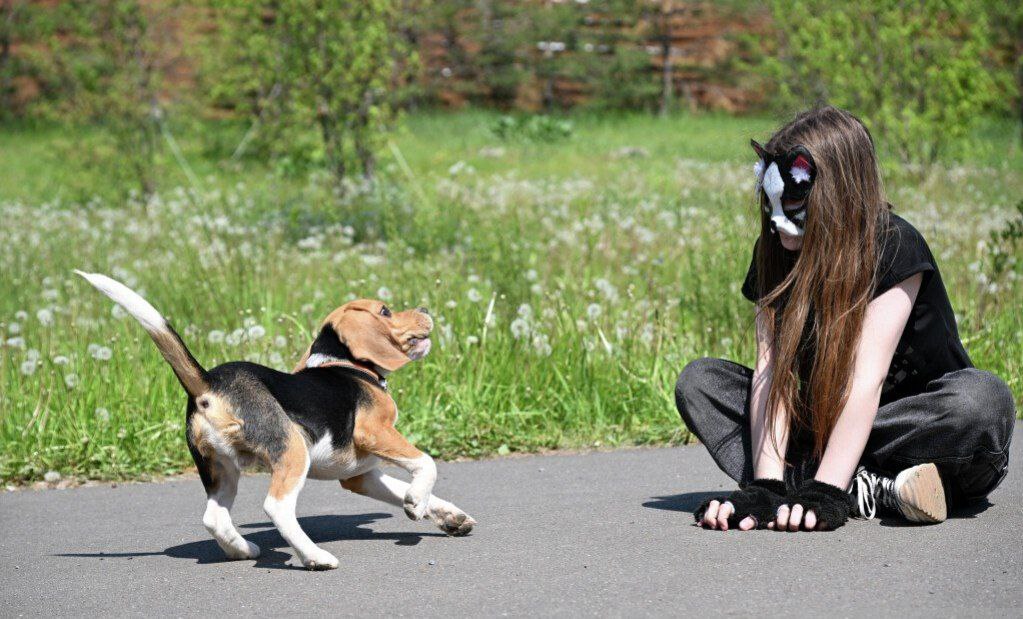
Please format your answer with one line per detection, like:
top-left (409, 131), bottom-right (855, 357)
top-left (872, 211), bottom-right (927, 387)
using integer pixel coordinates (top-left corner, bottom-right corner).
top-left (202, 456), bottom-right (260, 560)
top-left (341, 469), bottom-right (476, 536)
top-left (263, 425), bottom-right (338, 570)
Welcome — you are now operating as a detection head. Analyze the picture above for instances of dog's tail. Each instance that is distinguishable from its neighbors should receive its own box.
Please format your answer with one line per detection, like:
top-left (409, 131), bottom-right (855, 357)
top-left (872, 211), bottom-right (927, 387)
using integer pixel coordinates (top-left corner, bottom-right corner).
top-left (75, 271), bottom-right (210, 398)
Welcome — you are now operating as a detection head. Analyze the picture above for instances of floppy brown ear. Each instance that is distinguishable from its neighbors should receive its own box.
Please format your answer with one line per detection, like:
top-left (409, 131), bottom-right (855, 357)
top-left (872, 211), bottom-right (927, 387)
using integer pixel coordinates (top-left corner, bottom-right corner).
top-left (293, 345), bottom-right (312, 373)
top-left (336, 311), bottom-right (410, 373)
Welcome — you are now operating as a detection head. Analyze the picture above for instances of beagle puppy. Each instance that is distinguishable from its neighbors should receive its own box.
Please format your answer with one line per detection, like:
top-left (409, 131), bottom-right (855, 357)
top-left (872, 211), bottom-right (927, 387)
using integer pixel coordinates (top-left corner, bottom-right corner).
top-left (77, 271), bottom-right (475, 570)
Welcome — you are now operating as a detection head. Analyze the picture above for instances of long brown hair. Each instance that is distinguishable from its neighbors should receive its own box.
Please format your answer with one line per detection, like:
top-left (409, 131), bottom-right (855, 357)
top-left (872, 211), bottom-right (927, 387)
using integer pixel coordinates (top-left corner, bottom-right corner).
top-left (755, 106), bottom-right (890, 459)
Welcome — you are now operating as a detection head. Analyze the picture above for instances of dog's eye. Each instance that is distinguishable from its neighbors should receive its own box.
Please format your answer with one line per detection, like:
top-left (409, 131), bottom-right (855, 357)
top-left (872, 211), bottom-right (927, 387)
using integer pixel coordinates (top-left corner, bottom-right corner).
top-left (380, 306), bottom-right (392, 317)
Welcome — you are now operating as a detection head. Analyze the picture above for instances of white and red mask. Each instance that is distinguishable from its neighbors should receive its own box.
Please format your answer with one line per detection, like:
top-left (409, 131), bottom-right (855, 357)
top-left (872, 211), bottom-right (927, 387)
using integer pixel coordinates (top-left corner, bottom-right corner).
top-left (751, 140), bottom-right (817, 237)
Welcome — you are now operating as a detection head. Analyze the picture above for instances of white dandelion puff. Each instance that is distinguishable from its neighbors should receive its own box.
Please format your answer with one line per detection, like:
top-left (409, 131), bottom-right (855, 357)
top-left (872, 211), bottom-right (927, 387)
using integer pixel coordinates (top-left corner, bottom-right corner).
top-left (8, 322), bottom-right (21, 335)
top-left (208, 330), bottom-right (225, 344)
top-left (20, 360), bottom-right (37, 376)
top-left (36, 309), bottom-right (54, 326)
top-left (64, 373), bottom-right (80, 389)
top-left (91, 346), bottom-right (112, 361)
top-left (467, 288), bottom-right (483, 303)
top-left (247, 325), bottom-right (266, 340)
top-left (377, 287), bottom-right (393, 301)
top-left (510, 318), bottom-right (530, 339)
top-left (52, 355), bottom-right (70, 365)
top-left (586, 303), bottom-right (602, 320)
top-left (273, 335), bottom-right (288, 348)
top-left (95, 407), bottom-right (110, 423)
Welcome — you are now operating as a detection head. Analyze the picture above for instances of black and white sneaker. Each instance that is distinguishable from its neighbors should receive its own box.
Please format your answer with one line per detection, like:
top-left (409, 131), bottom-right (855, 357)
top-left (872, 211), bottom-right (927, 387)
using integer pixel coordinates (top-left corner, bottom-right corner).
top-left (850, 464), bottom-right (947, 524)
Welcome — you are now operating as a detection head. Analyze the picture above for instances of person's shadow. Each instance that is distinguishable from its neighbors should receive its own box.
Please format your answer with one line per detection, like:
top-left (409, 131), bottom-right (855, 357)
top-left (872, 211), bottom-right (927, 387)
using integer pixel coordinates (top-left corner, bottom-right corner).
top-left (57, 512), bottom-right (448, 570)
top-left (642, 492), bottom-right (720, 513)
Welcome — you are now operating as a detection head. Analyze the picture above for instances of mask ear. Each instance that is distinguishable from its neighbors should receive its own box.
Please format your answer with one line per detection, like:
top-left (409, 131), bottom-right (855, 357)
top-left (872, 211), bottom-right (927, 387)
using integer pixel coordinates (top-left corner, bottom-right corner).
top-left (336, 311), bottom-right (410, 373)
top-left (750, 139), bottom-right (769, 160)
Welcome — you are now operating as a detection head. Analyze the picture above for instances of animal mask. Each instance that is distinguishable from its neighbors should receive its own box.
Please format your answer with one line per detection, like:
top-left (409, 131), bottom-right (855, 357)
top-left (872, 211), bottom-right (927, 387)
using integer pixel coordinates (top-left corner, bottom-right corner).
top-left (751, 139), bottom-right (817, 237)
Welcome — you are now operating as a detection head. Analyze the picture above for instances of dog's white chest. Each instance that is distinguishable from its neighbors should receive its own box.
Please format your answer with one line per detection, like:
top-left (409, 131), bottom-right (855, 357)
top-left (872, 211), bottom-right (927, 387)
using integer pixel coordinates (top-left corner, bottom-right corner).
top-left (306, 432), bottom-right (379, 481)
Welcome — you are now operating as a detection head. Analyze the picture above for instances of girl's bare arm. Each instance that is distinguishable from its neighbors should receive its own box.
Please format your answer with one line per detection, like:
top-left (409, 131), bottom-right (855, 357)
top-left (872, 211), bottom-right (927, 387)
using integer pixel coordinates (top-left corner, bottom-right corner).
top-left (775, 273), bottom-right (922, 531)
top-left (751, 306), bottom-right (788, 481)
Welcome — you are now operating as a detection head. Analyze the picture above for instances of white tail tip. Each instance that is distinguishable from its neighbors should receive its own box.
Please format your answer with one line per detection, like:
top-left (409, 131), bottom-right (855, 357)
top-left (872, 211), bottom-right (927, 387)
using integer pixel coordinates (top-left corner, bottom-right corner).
top-left (75, 270), bottom-right (167, 333)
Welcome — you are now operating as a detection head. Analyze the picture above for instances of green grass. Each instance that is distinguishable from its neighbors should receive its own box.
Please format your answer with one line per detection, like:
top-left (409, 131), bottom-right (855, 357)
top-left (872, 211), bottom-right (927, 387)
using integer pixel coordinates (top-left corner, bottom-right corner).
top-left (1, 110), bottom-right (1021, 484)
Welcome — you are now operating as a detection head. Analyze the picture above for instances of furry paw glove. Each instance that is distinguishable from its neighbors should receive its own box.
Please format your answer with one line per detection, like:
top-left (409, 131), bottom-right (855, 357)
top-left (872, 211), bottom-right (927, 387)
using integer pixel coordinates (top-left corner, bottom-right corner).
top-left (694, 478), bottom-right (787, 529)
top-left (782, 480), bottom-right (854, 530)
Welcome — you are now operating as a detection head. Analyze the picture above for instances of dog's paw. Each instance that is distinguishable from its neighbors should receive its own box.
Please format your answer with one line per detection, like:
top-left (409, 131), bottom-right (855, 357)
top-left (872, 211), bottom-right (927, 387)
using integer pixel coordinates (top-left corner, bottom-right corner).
top-left (437, 511), bottom-right (476, 537)
top-left (404, 491), bottom-right (430, 521)
top-left (300, 547), bottom-right (339, 571)
top-left (223, 540), bottom-right (261, 560)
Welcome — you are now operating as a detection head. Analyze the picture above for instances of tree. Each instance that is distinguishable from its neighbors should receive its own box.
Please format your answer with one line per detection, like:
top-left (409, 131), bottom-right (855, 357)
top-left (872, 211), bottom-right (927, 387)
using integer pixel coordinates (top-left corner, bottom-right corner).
top-left (761, 0), bottom-right (1000, 166)
top-left (205, 0), bottom-right (412, 188)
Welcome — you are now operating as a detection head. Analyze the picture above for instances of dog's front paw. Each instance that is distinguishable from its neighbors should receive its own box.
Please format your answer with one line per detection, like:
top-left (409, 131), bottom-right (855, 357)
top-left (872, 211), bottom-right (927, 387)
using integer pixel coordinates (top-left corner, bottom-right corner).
top-left (404, 491), bottom-right (430, 521)
top-left (437, 510), bottom-right (476, 537)
top-left (300, 547), bottom-right (339, 571)
top-left (227, 540), bottom-right (261, 560)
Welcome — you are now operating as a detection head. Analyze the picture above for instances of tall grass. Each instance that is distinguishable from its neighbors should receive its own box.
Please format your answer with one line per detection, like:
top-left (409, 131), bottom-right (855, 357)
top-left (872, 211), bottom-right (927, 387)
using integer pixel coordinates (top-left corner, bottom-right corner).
top-left (1, 111), bottom-right (1020, 484)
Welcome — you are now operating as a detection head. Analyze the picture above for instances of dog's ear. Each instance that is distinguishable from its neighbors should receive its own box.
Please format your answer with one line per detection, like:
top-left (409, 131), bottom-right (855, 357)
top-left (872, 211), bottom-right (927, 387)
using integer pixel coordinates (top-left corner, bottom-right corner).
top-left (335, 310), bottom-right (410, 373)
top-left (293, 346), bottom-right (312, 373)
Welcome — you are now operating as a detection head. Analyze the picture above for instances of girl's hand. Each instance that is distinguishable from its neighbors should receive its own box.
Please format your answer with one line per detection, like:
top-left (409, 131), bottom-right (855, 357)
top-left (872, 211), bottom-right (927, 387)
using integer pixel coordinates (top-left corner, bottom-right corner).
top-left (694, 478), bottom-right (788, 531)
top-left (768, 480), bottom-right (853, 531)
top-left (767, 503), bottom-right (821, 531)
top-left (699, 500), bottom-right (760, 531)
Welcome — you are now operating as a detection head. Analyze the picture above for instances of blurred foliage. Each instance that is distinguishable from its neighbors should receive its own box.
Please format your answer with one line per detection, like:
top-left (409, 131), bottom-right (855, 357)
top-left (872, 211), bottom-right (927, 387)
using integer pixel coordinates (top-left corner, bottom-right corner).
top-left (0, 0), bottom-right (1020, 180)
top-left (201, 0), bottom-right (417, 187)
top-left (490, 114), bottom-right (574, 142)
top-left (3, 1), bottom-right (183, 196)
top-left (757, 0), bottom-right (1009, 166)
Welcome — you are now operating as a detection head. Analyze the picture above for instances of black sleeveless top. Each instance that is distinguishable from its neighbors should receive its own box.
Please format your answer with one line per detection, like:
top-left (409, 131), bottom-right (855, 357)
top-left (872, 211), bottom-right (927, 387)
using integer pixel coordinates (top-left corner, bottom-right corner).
top-left (741, 213), bottom-right (973, 403)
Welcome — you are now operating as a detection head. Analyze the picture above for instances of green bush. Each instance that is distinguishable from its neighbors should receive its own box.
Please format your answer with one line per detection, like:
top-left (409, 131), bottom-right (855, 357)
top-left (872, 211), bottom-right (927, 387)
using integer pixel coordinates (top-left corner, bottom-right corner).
top-left (761, 0), bottom-right (1002, 166)
top-left (202, 0), bottom-right (415, 188)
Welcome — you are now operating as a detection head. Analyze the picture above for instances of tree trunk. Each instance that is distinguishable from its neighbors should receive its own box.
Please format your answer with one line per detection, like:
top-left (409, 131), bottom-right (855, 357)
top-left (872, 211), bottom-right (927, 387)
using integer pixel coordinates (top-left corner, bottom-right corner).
top-left (659, 0), bottom-right (673, 116)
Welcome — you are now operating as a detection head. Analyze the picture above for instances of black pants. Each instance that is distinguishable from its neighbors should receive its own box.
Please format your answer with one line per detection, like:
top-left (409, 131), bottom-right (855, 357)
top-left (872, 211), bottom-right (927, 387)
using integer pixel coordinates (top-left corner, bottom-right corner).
top-left (674, 358), bottom-right (1016, 506)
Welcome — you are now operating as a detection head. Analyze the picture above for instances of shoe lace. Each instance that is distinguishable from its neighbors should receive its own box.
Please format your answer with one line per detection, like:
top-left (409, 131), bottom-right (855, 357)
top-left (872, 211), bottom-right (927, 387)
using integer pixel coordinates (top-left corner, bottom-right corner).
top-left (851, 467), bottom-right (897, 519)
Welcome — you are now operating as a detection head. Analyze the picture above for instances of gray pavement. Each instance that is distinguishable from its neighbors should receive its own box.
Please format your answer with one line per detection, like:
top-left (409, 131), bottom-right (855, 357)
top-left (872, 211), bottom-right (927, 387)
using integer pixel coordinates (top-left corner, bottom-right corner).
top-left (1, 423), bottom-right (1021, 617)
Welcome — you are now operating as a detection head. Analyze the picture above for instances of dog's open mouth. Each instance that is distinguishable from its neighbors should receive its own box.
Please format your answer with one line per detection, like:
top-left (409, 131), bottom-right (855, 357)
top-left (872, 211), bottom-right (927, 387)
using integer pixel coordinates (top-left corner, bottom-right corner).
top-left (407, 336), bottom-right (432, 360)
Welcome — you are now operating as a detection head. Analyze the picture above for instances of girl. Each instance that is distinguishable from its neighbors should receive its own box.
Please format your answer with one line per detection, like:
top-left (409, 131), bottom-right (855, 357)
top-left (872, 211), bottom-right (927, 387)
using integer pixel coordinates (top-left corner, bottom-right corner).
top-left (675, 106), bottom-right (1015, 531)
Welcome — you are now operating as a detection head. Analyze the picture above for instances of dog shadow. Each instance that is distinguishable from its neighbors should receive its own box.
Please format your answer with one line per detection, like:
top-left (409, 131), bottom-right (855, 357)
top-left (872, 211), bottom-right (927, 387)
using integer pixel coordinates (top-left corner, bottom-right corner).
top-left (642, 492), bottom-right (720, 513)
top-left (57, 512), bottom-right (448, 570)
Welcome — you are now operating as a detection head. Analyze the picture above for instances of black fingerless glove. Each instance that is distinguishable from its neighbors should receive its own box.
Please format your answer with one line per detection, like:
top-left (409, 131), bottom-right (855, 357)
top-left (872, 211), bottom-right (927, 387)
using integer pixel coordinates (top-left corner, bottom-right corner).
top-left (694, 478), bottom-right (787, 529)
top-left (783, 479), bottom-right (854, 530)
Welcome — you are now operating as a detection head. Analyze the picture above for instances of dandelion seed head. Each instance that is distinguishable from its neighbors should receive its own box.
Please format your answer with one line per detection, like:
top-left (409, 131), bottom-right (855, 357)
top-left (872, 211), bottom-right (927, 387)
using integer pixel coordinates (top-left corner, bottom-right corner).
top-left (36, 309), bottom-right (54, 326)
top-left (64, 373), bottom-right (79, 389)
top-left (20, 360), bottom-right (37, 376)
top-left (208, 330), bottom-right (225, 344)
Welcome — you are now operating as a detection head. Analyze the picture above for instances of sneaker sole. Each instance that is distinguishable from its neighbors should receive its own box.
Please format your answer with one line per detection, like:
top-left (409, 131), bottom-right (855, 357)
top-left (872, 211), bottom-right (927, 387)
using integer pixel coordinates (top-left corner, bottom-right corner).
top-left (895, 463), bottom-right (947, 524)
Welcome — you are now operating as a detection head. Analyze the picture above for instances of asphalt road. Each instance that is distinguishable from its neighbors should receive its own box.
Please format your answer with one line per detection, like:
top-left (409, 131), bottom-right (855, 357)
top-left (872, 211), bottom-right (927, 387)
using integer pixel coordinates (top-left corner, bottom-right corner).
top-left (2, 423), bottom-right (1020, 617)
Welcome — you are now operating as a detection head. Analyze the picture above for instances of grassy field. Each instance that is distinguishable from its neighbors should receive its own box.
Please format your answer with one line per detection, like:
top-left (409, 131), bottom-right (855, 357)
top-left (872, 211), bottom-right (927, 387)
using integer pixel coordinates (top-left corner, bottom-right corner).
top-left (1, 110), bottom-right (1021, 484)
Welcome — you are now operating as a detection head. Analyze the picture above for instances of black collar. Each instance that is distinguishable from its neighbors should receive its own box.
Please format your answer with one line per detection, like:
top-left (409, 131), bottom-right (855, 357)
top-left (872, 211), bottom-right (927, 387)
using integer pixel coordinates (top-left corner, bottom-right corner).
top-left (305, 353), bottom-right (388, 390)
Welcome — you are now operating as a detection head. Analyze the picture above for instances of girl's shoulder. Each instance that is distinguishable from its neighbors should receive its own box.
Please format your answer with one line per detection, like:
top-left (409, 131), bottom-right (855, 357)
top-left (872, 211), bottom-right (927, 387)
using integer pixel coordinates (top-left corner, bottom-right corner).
top-left (875, 210), bottom-right (936, 297)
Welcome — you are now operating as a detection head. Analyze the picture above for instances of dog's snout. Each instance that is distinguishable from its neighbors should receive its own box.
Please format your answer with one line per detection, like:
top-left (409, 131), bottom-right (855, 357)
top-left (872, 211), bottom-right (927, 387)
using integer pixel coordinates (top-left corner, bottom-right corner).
top-left (416, 307), bottom-right (430, 316)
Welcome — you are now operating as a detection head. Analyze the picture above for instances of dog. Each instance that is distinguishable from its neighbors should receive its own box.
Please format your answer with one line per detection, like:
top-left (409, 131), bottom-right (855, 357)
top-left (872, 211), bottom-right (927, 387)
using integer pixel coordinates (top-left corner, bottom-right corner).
top-left (76, 271), bottom-right (475, 570)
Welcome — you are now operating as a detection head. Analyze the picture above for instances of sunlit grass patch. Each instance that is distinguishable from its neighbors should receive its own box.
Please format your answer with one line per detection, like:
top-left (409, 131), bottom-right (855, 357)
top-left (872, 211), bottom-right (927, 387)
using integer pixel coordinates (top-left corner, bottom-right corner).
top-left (1, 111), bottom-right (1020, 484)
